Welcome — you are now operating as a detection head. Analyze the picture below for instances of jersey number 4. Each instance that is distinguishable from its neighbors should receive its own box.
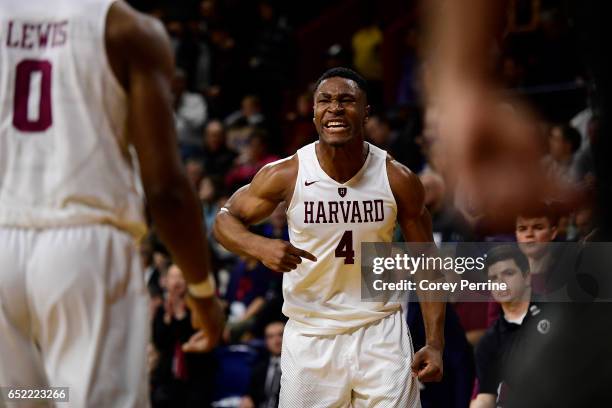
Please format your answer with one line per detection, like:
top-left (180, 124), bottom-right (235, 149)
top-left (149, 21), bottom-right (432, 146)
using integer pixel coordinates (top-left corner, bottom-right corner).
top-left (335, 230), bottom-right (355, 264)
top-left (13, 59), bottom-right (53, 132)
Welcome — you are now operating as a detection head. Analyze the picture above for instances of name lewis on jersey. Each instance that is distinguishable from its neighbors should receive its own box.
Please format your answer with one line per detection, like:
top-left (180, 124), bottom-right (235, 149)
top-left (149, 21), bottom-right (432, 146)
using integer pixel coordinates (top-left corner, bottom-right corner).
top-left (304, 200), bottom-right (384, 224)
top-left (5, 20), bottom-right (68, 50)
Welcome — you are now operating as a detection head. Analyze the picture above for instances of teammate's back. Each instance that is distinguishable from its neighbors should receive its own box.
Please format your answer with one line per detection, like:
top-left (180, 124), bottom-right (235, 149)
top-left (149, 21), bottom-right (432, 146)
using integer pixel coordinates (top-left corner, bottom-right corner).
top-left (0, 0), bottom-right (144, 237)
top-left (0, 2), bottom-right (223, 406)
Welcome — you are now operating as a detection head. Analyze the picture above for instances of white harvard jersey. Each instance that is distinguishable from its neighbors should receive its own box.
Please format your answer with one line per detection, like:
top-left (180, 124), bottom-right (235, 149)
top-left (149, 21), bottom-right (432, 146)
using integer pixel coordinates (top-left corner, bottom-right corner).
top-left (284, 142), bottom-right (401, 335)
top-left (0, 0), bottom-right (145, 237)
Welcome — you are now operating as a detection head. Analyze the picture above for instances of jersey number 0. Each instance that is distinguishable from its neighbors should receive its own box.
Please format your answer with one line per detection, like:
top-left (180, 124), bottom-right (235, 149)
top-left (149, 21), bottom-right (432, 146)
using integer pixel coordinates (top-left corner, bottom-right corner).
top-left (13, 59), bottom-right (53, 132)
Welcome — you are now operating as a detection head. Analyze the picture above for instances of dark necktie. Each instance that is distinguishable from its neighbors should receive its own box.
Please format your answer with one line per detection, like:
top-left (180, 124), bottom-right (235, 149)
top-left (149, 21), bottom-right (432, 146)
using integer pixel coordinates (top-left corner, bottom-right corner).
top-left (265, 359), bottom-right (281, 408)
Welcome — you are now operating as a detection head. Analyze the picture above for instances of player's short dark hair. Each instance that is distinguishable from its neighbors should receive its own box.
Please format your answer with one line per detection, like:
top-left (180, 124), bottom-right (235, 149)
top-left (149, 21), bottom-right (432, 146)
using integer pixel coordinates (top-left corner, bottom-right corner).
top-left (486, 244), bottom-right (530, 276)
top-left (314, 67), bottom-right (369, 100)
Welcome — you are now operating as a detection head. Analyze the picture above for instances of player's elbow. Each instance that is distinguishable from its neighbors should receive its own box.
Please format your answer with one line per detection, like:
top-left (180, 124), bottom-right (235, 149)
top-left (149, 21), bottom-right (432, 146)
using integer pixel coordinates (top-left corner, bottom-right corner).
top-left (212, 210), bottom-right (230, 243)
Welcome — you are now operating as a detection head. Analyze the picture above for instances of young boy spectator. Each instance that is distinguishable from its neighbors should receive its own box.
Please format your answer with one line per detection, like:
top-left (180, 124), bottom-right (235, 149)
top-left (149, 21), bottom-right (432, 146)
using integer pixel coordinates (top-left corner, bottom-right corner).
top-left (515, 202), bottom-right (573, 296)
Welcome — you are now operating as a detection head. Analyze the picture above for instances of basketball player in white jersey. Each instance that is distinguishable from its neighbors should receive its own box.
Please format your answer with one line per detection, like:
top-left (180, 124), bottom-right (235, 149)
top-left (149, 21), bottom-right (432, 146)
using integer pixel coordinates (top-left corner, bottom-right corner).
top-left (0, 1), bottom-right (223, 406)
top-left (214, 67), bottom-right (445, 407)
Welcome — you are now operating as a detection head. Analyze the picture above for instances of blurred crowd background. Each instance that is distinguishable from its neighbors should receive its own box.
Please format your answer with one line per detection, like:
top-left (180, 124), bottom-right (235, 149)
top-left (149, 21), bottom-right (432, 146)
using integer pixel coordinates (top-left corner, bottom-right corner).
top-left (126, 0), bottom-right (600, 406)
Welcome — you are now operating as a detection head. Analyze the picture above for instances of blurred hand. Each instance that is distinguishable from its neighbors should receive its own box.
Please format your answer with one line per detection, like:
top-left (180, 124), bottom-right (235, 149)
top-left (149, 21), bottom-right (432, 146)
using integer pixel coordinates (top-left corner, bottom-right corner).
top-left (259, 239), bottom-right (316, 272)
top-left (411, 345), bottom-right (443, 382)
top-left (182, 330), bottom-right (212, 353)
top-left (186, 295), bottom-right (224, 352)
top-left (435, 85), bottom-right (580, 228)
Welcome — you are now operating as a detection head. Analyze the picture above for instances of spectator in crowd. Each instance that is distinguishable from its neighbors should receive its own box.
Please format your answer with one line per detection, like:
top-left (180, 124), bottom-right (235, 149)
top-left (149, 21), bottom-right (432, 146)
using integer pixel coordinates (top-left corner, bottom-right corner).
top-left (247, 0), bottom-right (294, 114)
top-left (185, 158), bottom-right (205, 190)
top-left (165, 19), bottom-right (184, 54)
top-left (200, 119), bottom-right (237, 177)
top-left (225, 95), bottom-right (267, 158)
top-left (365, 114), bottom-right (399, 155)
top-left (515, 203), bottom-right (558, 290)
top-left (226, 95), bottom-right (266, 129)
top-left (417, 107), bottom-right (474, 242)
top-left (521, 203), bottom-right (585, 298)
top-left (486, 201), bottom-right (572, 325)
top-left (239, 321), bottom-right (284, 408)
top-left (541, 124), bottom-right (582, 184)
top-left (225, 130), bottom-right (280, 191)
top-left (151, 265), bottom-right (216, 407)
top-left (173, 69), bottom-right (208, 159)
top-left (573, 205), bottom-right (595, 242)
top-left (141, 232), bottom-right (172, 321)
top-left (199, 175), bottom-right (224, 234)
top-left (396, 26), bottom-right (421, 106)
top-left (255, 203), bottom-right (289, 241)
top-left (223, 256), bottom-right (275, 343)
top-left (352, 14), bottom-right (384, 105)
top-left (141, 232), bottom-right (165, 302)
top-left (206, 22), bottom-right (242, 117)
top-left (505, 0), bottom-right (541, 34)
top-left (324, 43), bottom-right (352, 71)
top-left (249, 204), bottom-right (288, 338)
top-left (282, 92), bottom-right (317, 155)
top-left (472, 245), bottom-right (532, 408)
top-left (352, 20), bottom-right (383, 82)
top-left (573, 114), bottom-right (599, 184)
top-left (500, 54), bottom-right (527, 88)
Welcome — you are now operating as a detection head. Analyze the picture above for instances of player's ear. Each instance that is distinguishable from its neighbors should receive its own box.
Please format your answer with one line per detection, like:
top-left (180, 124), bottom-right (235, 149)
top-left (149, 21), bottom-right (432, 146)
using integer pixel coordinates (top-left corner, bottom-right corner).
top-left (364, 105), bottom-right (371, 124)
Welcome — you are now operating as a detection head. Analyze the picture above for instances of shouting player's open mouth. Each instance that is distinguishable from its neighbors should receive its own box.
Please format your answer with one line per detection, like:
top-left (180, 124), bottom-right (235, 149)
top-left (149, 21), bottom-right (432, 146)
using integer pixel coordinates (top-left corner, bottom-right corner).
top-left (323, 120), bottom-right (350, 133)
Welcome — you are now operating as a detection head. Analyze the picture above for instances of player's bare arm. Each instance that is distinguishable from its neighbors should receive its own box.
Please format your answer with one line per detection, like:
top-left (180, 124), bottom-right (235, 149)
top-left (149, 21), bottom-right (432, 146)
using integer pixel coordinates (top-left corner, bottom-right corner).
top-left (387, 157), bottom-right (445, 382)
top-left (213, 155), bottom-right (316, 272)
top-left (106, 2), bottom-right (222, 348)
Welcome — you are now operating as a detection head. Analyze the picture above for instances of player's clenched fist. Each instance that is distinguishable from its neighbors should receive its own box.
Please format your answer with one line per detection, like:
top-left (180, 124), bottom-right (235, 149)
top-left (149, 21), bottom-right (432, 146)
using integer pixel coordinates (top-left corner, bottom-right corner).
top-left (259, 239), bottom-right (317, 272)
top-left (411, 344), bottom-right (443, 382)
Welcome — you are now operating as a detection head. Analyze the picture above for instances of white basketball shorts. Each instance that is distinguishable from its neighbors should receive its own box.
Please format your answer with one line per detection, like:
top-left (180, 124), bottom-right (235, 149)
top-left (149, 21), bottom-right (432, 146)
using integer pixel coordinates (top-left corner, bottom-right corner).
top-left (0, 225), bottom-right (149, 408)
top-left (279, 310), bottom-right (421, 407)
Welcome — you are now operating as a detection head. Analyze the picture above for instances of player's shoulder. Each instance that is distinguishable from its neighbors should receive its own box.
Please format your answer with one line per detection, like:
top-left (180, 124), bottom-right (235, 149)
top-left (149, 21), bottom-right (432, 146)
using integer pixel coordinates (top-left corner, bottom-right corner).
top-left (254, 154), bottom-right (299, 184)
top-left (107, 2), bottom-right (165, 43)
top-left (385, 154), bottom-right (424, 198)
top-left (227, 155), bottom-right (298, 204)
top-left (106, 1), bottom-right (172, 71)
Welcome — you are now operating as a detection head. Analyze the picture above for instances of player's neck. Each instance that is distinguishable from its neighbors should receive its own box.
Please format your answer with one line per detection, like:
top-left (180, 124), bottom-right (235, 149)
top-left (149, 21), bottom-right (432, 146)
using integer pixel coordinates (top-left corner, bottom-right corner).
top-left (316, 140), bottom-right (368, 183)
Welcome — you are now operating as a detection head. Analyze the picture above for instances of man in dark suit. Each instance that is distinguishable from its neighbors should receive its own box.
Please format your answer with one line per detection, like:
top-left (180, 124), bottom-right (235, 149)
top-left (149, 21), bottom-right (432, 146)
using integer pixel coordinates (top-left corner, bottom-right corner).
top-left (240, 321), bottom-right (284, 408)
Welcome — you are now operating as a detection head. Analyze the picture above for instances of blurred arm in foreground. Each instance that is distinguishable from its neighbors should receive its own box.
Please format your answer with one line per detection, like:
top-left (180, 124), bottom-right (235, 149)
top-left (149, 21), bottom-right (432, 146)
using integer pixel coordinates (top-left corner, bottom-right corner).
top-left (422, 0), bottom-right (581, 229)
